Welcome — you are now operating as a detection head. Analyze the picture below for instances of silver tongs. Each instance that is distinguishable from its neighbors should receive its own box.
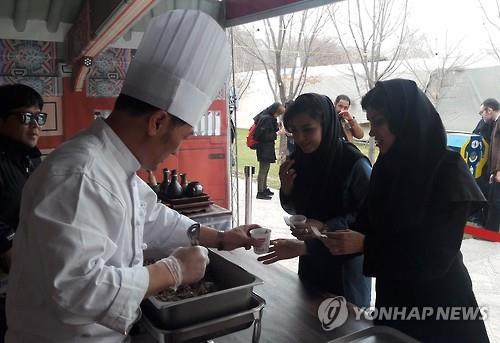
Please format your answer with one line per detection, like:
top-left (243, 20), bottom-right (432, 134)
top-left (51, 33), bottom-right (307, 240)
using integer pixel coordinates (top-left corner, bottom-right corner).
top-left (187, 223), bottom-right (201, 246)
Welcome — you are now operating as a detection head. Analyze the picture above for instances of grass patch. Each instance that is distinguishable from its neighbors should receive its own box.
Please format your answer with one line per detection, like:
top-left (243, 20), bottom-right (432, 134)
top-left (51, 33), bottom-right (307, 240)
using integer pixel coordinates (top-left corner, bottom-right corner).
top-left (235, 128), bottom-right (375, 190)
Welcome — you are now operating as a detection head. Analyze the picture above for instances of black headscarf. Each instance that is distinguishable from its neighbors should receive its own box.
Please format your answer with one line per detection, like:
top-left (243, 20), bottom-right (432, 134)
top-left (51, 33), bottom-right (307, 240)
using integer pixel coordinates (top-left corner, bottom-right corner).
top-left (362, 79), bottom-right (485, 234)
top-left (284, 93), bottom-right (368, 295)
top-left (285, 93), bottom-right (365, 221)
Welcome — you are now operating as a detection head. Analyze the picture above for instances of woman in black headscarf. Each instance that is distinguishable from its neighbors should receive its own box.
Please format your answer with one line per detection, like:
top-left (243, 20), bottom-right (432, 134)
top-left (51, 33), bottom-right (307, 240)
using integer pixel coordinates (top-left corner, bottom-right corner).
top-left (323, 79), bottom-right (489, 342)
top-left (258, 93), bottom-right (372, 307)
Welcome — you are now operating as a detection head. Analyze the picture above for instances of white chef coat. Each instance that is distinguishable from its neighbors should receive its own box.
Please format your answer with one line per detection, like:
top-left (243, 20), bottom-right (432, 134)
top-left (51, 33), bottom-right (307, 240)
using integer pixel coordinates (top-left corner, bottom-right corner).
top-left (5, 118), bottom-right (194, 342)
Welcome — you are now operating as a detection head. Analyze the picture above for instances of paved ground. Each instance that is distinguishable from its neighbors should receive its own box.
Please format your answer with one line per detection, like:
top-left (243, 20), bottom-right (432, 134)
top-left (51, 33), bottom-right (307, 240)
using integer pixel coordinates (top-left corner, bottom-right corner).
top-left (237, 179), bottom-right (500, 342)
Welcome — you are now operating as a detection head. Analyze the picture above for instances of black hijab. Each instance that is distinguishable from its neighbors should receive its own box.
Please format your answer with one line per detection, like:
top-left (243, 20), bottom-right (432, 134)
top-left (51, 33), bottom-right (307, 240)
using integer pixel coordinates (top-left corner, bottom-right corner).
top-left (285, 93), bottom-right (365, 221)
top-left (362, 79), bottom-right (485, 233)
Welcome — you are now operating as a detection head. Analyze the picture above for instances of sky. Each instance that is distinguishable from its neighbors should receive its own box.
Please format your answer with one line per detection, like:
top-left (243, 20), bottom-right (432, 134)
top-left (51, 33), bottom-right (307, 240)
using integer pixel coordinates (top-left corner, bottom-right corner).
top-left (405, 0), bottom-right (491, 56)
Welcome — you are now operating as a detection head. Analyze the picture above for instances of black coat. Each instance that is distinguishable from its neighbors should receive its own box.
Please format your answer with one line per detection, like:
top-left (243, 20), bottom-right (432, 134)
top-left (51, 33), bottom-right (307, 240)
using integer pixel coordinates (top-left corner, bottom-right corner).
top-left (0, 135), bottom-right (41, 254)
top-left (254, 113), bottom-right (278, 163)
top-left (280, 93), bottom-right (372, 307)
top-left (357, 79), bottom-right (488, 342)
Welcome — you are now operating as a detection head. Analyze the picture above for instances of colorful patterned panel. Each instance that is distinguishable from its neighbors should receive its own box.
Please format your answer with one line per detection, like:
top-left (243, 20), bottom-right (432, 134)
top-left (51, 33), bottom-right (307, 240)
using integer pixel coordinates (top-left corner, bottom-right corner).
top-left (87, 79), bottom-right (124, 97)
top-left (88, 48), bottom-right (132, 79)
top-left (0, 40), bottom-right (57, 76)
top-left (0, 76), bottom-right (62, 97)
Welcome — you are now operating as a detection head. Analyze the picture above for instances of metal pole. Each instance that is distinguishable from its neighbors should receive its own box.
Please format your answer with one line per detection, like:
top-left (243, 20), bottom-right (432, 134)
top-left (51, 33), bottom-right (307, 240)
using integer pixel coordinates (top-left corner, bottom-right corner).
top-left (244, 165), bottom-right (255, 225)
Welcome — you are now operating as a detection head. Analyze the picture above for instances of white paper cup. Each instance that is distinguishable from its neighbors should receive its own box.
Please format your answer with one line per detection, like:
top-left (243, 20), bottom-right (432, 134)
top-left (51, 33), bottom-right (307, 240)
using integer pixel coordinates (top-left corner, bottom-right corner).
top-left (250, 228), bottom-right (272, 254)
top-left (289, 215), bottom-right (307, 228)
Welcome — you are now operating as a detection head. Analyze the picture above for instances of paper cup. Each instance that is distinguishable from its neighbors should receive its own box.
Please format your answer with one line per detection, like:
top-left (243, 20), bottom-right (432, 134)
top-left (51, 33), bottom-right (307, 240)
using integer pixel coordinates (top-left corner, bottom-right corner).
top-left (289, 215), bottom-right (307, 228)
top-left (250, 228), bottom-right (272, 254)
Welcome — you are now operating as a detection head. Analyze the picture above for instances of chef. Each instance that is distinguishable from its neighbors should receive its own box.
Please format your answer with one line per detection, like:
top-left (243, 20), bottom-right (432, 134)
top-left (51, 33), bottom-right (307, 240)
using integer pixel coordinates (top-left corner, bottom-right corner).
top-left (5, 10), bottom-right (256, 342)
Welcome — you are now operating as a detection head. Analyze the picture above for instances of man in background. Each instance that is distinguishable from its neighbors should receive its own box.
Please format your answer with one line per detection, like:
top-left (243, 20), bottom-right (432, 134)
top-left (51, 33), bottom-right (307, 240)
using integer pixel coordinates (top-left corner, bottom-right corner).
top-left (481, 98), bottom-right (500, 232)
top-left (334, 95), bottom-right (364, 142)
top-left (0, 84), bottom-right (45, 342)
top-left (471, 104), bottom-right (496, 225)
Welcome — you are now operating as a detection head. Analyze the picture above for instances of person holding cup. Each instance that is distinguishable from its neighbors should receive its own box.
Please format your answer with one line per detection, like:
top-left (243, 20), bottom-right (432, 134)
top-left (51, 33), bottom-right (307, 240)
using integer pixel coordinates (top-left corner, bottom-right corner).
top-left (321, 79), bottom-right (488, 342)
top-left (258, 93), bottom-right (372, 308)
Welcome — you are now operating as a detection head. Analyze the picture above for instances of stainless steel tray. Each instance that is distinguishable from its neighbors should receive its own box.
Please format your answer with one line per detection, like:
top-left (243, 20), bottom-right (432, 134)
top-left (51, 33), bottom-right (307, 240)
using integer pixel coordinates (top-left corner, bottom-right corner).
top-left (141, 292), bottom-right (265, 343)
top-left (327, 326), bottom-right (420, 343)
top-left (142, 249), bottom-right (263, 330)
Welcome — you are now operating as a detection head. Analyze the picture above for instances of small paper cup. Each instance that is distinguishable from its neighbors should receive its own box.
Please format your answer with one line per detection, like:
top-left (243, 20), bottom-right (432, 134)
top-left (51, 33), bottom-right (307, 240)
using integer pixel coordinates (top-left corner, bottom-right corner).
top-left (250, 228), bottom-right (272, 254)
top-left (289, 215), bottom-right (307, 228)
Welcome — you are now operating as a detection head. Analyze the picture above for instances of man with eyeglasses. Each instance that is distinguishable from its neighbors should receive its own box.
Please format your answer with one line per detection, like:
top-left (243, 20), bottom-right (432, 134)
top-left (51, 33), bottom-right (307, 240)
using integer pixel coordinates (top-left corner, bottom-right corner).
top-left (480, 98), bottom-right (500, 232)
top-left (0, 83), bottom-right (45, 342)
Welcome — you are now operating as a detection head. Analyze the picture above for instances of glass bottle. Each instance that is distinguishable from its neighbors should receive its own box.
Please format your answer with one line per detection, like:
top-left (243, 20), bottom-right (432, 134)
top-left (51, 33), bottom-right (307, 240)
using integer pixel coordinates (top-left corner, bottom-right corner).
top-left (147, 170), bottom-right (160, 194)
top-left (166, 169), bottom-right (183, 199)
top-left (180, 173), bottom-right (188, 194)
top-left (159, 168), bottom-right (170, 201)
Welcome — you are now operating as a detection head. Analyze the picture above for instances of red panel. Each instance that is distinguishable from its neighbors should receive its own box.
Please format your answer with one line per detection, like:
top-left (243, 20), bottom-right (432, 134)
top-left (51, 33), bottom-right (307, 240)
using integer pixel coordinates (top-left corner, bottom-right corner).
top-left (137, 100), bottom-right (229, 208)
top-left (61, 77), bottom-right (116, 140)
top-left (225, 0), bottom-right (302, 20)
top-left (50, 77), bottom-right (230, 209)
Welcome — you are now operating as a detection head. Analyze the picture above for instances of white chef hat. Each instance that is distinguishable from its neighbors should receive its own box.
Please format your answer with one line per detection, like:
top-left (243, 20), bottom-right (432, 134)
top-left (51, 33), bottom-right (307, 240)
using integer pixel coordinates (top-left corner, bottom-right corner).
top-left (121, 10), bottom-right (230, 127)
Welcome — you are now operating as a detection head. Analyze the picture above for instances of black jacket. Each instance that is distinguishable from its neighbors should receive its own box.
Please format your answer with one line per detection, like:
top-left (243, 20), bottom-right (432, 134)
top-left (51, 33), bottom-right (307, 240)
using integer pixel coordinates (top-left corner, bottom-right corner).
top-left (0, 135), bottom-right (41, 254)
top-left (254, 113), bottom-right (278, 163)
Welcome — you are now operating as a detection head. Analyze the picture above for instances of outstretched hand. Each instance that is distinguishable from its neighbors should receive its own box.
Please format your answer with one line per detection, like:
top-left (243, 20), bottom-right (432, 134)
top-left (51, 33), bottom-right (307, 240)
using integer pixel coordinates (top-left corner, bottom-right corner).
top-left (257, 239), bottom-right (306, 264)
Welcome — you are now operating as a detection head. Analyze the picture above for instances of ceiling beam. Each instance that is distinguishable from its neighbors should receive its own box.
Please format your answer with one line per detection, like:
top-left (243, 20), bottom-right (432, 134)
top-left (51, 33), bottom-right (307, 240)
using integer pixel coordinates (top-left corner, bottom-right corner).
top-left (66, 0), bottom-right (158, 92)
top-left (13, 0), bottom-right (30, 32)
top-left (47, 0), bottom-right (66, 33)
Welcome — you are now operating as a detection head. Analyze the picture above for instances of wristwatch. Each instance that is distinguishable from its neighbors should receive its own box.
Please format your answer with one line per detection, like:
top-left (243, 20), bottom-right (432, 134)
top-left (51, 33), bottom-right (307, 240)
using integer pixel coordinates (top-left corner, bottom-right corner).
top-left (217, 229), bottom-right (225, 250)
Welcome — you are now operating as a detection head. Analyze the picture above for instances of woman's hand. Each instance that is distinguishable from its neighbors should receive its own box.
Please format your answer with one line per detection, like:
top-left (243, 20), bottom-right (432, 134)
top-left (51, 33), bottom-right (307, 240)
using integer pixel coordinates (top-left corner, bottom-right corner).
top-left (321, 230), bottom-right (365, 255)
top-left (279, 159), bottom-right (296, 195)
top-left (290, 219), bottom-right (326, 241)
top-left (257, 239), bottom-right (306, 264)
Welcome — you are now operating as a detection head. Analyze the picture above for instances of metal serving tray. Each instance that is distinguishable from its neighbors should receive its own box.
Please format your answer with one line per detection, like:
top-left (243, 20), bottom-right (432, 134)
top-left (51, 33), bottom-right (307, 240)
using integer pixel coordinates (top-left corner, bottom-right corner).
top-left (141, 249), bottom-right (263, 330)
top-left (327, 326), bottom-right (420, 343)
top-left (141, 292), bottom-right (265, 343)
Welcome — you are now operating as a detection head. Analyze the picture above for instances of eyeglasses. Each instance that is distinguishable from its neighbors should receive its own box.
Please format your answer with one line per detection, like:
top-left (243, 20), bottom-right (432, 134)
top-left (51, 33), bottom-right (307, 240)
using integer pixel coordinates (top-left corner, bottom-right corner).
top-left (7, 112), bottom-right (48, 126)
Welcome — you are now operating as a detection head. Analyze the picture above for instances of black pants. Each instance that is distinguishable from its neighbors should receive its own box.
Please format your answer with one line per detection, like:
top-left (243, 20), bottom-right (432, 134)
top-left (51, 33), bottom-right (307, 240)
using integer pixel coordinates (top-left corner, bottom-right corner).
top-left (257, 162), bottom-right (271, 193)
top-left (485, 181), bottom-right (500, 232)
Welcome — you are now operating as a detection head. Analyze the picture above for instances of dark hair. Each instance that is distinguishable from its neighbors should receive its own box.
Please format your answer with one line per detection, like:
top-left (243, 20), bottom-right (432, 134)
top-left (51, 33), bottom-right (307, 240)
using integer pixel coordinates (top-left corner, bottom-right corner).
top-left (285, 100), bottom-right (294, 109)
top-left (482, 98), bottom-right (500, 111)
top-left (114, 94), bottom-right (187, 126)
top-left (0, 84), bottom-right (43, 118)
top-left (334, 94), bottom-right (351, 105)
top-left (283, 94), bottom-right (324, 131)
top-left (267, 102), bottom-right (283, 115)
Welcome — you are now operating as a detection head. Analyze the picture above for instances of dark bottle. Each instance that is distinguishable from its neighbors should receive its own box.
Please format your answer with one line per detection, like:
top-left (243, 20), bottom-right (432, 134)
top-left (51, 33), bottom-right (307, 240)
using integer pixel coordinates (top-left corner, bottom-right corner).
top-left (180, 173), bottom-right (188, 194)
top-left (159, 168), bottom-right (170, 201)
top-left (147, 170), bottom-right (160, 194)
top-left (166, 169), bottom-right (183, 199)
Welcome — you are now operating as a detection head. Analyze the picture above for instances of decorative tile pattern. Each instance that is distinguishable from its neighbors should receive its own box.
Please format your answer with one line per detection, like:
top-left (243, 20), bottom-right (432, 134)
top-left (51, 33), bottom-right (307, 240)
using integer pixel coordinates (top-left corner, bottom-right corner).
top-left (86, 47), bottom-right (132, 97)
top-left (0, 40), bottom-right (56, 76)
top-left (88, 48), bottom-right (131, 79)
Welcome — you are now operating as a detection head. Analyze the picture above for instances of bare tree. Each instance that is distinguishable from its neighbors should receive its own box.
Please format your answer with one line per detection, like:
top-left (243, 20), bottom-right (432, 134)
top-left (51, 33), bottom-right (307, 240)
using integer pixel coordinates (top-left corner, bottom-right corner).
top-left (328, 0), bottom-right (412, 96)
top-left (405, 34), bottom-right (475, 105)
top-left (234, 9), bottom-right (329, 160)
top-left (327, 0), bottom-right (412, 163)
top-left (478, 0), bottom-right (500, 61)
top-left (235, 10), bottom-right (329, 104)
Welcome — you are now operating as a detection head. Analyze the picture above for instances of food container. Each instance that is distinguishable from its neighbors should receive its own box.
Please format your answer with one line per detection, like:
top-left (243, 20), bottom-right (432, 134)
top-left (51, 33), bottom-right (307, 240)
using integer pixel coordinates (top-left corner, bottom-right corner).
top-left (141, 293), bottom-right (265, 343)
top-left (141, 249), bottom-right (264, 330)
